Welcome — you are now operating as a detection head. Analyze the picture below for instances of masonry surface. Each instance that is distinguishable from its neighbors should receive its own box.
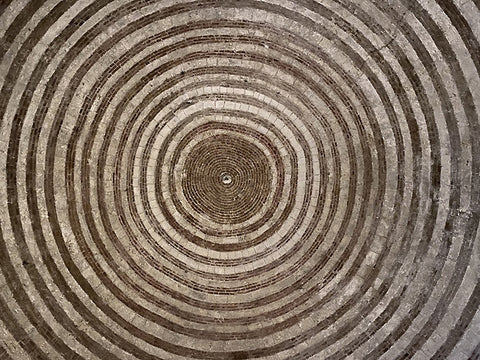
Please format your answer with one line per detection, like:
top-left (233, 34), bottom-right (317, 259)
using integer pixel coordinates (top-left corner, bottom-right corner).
top-left (0, 0), bottom-right (479, 359)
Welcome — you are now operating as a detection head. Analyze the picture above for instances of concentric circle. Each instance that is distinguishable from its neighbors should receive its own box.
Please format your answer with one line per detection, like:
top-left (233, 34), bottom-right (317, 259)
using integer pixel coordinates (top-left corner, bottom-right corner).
top-left (181, 133), bottom-right (273, 225)
top-left (0, 1), bottom-right (479, 359)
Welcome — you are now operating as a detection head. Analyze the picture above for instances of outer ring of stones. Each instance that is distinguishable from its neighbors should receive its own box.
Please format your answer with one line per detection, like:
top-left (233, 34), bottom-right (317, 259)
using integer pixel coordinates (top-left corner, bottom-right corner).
top-left (0, 1), bottom-right (478, 360)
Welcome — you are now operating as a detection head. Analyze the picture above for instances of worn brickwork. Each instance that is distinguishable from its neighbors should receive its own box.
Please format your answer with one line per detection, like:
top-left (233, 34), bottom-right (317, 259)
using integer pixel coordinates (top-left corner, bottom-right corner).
top-left (0, 0), bottom-right (479, 359)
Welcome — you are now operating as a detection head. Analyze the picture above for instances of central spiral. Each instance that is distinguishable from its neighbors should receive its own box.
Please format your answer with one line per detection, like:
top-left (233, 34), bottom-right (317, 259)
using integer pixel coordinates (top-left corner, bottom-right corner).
top-left (181, 134), bottom-right (272, 224)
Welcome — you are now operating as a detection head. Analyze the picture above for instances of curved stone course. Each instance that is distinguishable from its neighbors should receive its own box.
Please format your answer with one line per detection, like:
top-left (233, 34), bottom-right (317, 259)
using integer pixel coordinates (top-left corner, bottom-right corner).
top-left (0, 0), bottom-right (479, 359)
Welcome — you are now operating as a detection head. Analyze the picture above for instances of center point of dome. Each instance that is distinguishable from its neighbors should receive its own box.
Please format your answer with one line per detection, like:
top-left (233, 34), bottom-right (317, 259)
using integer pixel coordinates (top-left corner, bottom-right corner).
top-left (221, 173), bottom-right (233, 185)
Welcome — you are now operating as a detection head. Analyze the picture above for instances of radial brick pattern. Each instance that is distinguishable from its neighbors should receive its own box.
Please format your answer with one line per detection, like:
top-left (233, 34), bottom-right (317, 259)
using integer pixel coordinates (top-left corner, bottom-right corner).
top-left (0, 1), bottom-right (479, 359)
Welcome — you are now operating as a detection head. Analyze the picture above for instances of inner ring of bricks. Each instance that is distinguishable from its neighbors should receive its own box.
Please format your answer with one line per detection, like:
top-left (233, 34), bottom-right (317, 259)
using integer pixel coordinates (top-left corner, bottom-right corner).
top-left (182, 134), bottom-right (272, 225)
top-left (154, 115), bottom-right (299, 247)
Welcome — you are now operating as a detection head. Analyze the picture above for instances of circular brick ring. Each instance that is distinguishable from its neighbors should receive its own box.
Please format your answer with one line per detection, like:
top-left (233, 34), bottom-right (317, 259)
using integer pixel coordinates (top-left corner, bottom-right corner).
top-left (0, 1), bottom-right (479, 359)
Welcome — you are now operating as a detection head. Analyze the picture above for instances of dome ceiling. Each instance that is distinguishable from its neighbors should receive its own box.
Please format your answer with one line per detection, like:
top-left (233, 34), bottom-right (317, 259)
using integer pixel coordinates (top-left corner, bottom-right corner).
top-left (0, 1), bottom-right (479, 359)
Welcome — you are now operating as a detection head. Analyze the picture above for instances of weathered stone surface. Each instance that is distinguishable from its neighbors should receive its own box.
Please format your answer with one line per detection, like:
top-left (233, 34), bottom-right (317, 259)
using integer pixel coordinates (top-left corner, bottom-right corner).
top-left (0, 0), bottom-right (479, 359)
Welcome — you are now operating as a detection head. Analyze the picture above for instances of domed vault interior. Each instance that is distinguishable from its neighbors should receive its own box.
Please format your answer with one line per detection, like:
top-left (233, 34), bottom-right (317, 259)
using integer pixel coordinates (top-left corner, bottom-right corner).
top-left (0, 0), bottom-right (479, 359)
